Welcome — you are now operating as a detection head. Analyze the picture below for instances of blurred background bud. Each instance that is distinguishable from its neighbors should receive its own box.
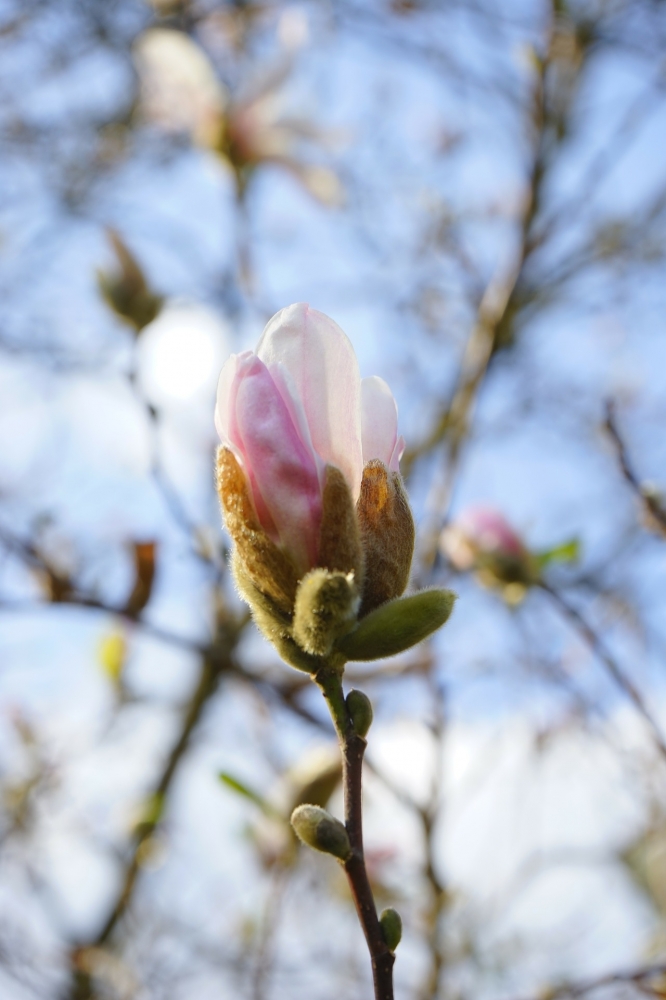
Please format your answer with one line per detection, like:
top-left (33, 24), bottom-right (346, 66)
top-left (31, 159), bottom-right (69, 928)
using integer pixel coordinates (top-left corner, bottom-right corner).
top-left (441, 506), bottom-right (538, 601)
top-left (134, 28), bottom-right (228, 148)
top-left (220, 748), bottom-right (342, 870)
top-left (124, 541), bottom-right (157, 618)
top-left (134, 27), bottom-right (344, 204)
top-left (97, 229), bottom-right (163, 332)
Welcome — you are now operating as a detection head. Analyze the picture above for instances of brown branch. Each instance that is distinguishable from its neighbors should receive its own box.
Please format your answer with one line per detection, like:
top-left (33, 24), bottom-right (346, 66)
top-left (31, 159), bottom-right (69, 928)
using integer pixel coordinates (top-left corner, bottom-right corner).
top-left (540, 582), bottom-right (666, 763)
top-left (507, 962), bottom-right (666, 1000)
top-left (315, 668), bottom-right (395, 1000)
top-left (401, 29), bottom-right (550, 488)
top-left (65, 617), bottom-right (245, 1000)
top-left (604, 400), bottom-right (666, 538)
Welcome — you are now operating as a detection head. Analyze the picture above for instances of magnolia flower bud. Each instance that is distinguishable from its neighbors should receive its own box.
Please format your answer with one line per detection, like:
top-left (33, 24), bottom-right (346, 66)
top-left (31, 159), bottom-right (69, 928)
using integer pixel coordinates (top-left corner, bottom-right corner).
top-left (97, 229), bottom-right (163, 333)
top-left (290, 804), bottom-right (352, 861)
top-left (215, 304), bottom-right (421, 666)
top-left (441, 506), bottom-right (537, 589)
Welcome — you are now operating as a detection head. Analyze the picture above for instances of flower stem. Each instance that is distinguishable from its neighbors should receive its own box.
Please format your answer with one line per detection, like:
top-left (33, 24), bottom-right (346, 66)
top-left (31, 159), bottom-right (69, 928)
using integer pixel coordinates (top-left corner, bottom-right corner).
top-left (315, 665), bottom-right (395, 1000)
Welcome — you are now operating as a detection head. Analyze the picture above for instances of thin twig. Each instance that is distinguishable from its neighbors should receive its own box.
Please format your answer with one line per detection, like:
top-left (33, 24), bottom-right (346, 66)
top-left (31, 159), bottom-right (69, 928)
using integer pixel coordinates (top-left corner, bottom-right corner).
top-left (65, 617), bottom-right (245, 1000)
top-left (540, 582), bottom-right (666, 762)
top-left (250, 862), bottom-right (290, 1000)
top-left (604, 400), bottom-right (666, 537)
top-left (405, 32), bottom-right (552, 582)
top-left (506, 962), bottom-right (666, 1000)
top-left (315, 667), bottom-right (395, 1000)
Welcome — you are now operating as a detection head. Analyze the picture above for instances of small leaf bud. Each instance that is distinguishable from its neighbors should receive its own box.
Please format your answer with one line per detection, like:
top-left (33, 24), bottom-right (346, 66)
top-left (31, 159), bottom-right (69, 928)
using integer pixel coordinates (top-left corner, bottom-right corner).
top-left (346, 689), bottom-right (373, 738)
top-left (290, 804), bottom-right (352, 861)
top-left (379, 907), bottom-right (402, 952)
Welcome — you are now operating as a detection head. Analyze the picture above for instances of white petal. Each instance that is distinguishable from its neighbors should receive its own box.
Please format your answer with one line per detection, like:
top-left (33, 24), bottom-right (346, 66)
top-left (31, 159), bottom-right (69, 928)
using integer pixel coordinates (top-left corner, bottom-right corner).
top-left (214, 351), bottom-right (251, 446)
top-left (361, 376), bottom-right (399, 469)
top-left (256, 303), bottom-right (363, 499)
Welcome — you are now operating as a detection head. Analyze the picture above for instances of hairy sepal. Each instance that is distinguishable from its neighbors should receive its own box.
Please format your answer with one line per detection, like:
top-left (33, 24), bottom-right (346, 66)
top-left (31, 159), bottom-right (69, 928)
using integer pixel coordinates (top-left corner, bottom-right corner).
top-left (216, 446), bottom-right (299, 615)
top-left (232, 554), bottom-right (323, 673)
top-left (317, 465), bottom-right (364, 583)
top-left (356, 460), bottom-right (415, 616)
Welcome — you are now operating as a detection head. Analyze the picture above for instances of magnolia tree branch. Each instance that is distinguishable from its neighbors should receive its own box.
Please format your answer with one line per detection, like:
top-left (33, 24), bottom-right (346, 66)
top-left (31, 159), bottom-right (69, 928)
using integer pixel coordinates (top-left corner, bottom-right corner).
top-left (315, 667), bottom-right (395, 1000)
top-left (402, 19), bottom-right (552, 485)
top-left (508, 962), bottom-right (666, 1000)
top-left (65, 616), bottom-right (245, 1000)
top-left (540, 582), bottom-right (666, 762)
top-left (604, 400), bottom-right (666, 538)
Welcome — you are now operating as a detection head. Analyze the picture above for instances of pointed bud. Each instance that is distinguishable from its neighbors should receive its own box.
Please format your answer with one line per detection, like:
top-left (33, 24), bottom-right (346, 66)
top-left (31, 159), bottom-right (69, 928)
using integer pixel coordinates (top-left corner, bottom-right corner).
top-left (357, 461), bottom-right (415, 616)
top-left (97, 229), bottom-right (163, 333)
top-left (293, 568), bottom-right (359, 656)
top-left (346, 689), bottom-right (373, 738)
top-left (337, 589), bottom-right (456, 661)
top-left (290, 804), bottom-right (352, 861)
top-left (379, 908), bottom-right (402, 952)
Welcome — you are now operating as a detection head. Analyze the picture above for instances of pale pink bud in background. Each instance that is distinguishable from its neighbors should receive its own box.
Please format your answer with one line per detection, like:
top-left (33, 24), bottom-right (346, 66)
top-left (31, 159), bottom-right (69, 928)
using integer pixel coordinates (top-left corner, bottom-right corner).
top-left (441, 506), bottom-right (527, 574)
top-left (215, 303), bottom-right (404, 575)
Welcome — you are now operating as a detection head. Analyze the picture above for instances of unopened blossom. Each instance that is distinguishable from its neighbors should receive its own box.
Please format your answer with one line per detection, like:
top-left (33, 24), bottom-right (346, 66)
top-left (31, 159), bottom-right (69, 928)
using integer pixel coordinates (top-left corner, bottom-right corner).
top-left (215, 303), bottom-right (414, 667)
top-left (134, 29), bottom-right (343, 204)
top-left (441, 507), bottom-right (525, 571)
top-left (441, 506), bottom-right (537, 598)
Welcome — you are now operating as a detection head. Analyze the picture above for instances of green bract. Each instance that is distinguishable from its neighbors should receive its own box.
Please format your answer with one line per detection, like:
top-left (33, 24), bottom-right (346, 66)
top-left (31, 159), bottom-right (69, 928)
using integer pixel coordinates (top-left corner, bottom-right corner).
top-left (336, 589), bottom-right (456, 661)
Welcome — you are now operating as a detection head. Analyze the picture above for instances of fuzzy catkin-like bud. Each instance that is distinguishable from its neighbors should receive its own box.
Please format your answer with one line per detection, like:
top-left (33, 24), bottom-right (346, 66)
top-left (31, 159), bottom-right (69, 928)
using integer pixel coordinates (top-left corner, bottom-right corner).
top-left (379, 908), bottom-right (402, 952)
top-left (293, 569), bottom-right (359, 656)
top-left (217, 447), bottom-right (299, 616)
top-left (290, 804), bottom-right (352, 861)
top-left (346, 689), bottom-right (373, 737)
top-left (318, 465), bottom-right (364, 584)
top-left (357, 461), bottom-right (415, 617)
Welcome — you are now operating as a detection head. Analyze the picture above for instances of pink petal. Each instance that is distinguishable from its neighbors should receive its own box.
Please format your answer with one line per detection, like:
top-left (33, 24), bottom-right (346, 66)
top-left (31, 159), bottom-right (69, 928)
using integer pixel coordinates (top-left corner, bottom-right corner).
top-left (256, 303), bottom-right (363, 500)
top-left (219, 353), bottom-right (322, 573)
top-left (266, 361), bottom-right (324, 485)
top-left (361, 376), bottom-right (400, 470)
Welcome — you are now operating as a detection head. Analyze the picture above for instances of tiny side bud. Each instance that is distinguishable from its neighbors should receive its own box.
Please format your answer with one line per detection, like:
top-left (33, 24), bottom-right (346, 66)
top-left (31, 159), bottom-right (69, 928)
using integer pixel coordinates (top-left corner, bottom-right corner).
top-left (346, 689), bottom-right (373, 738)
top-left (290, 804), bottom-right (352, 861)
top-left (379, 907), bottom-right (402, 952)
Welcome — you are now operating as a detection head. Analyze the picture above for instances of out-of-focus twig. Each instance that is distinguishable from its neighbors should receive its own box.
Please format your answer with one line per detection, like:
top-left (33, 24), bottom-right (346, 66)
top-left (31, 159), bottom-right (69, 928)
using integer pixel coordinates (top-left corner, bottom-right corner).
top-left (66, 610), bottom-right (246, 1000)
top-left (250, 863), bottom-right (290, 1000)
top-left (506, 962), bottom-right (666, 1000)
top-left (416, 674), bottom-right (449, 1000)
top-left (540, 581), bottom-right (666, 762)
top-left (604, 400), bottom-right (666, 538)
top-left (404, 21), bottom-right (554, 580)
